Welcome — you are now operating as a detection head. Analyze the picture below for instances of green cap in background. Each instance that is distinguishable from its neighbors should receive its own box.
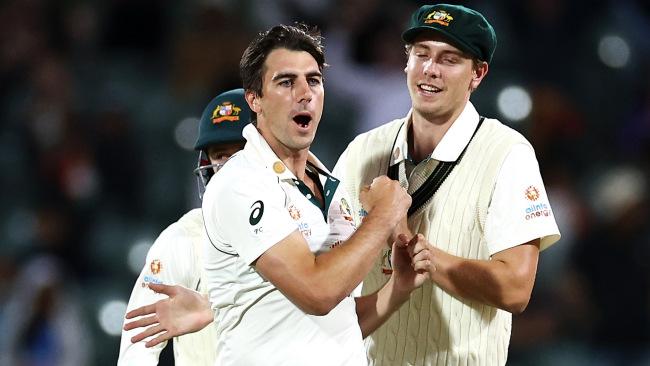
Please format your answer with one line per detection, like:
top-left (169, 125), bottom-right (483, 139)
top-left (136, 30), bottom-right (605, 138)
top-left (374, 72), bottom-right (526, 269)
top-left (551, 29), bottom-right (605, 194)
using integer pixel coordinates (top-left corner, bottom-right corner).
top-left (194, 88), bottom-right (250, 151)
top-left (402, 4), bottom-right (497, 63)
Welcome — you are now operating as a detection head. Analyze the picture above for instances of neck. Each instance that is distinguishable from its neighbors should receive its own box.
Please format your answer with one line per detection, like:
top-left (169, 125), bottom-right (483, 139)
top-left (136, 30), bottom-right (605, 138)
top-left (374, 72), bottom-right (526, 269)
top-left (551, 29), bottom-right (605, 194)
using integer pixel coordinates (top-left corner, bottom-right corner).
top-left (267, 140), bottom-right (310, 180)
top-left (282, 151), bottom-right (309, 180)
top-left (256, 126), bottom-right (310, 180)
top-left (408, 103), bottom-right (466, 163)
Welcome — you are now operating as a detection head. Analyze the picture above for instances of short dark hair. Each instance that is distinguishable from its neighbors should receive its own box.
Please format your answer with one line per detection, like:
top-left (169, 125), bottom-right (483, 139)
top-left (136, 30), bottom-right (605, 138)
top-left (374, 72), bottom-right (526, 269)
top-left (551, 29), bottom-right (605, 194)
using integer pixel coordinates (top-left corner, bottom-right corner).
top-left (240, 24), bottom-right (325, 102)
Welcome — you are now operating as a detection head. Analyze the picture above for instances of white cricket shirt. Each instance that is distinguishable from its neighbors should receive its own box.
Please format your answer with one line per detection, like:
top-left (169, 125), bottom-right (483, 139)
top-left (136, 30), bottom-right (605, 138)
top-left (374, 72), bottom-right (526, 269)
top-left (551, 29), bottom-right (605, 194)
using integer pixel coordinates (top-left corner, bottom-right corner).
top-left (118, 208), bottom-right (217, 366)
top-left (334, 102), bottom-right (561, 366)
top-left (202, 124), bottom-right (366, 366)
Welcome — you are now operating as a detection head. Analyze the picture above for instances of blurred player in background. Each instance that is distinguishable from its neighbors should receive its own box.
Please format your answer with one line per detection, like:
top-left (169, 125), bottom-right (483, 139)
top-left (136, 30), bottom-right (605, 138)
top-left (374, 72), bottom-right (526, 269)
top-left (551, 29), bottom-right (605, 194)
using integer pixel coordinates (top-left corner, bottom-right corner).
top-left (117, 88), bottom-right (250, 365)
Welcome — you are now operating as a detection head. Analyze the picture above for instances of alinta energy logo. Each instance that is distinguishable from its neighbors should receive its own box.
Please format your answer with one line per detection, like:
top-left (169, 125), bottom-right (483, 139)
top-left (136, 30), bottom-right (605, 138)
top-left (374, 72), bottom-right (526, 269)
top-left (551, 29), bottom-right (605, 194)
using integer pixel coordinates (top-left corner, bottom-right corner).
top-left (524, 185), bottom-right (551, 220)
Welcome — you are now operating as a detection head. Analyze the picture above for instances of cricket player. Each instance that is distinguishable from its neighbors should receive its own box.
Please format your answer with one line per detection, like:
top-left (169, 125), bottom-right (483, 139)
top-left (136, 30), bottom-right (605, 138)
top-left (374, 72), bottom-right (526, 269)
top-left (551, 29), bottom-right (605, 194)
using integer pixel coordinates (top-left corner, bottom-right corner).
top-left (117, 88), bottom-right (250, 365)
top-left (197, 23), bottom-right (433, 366)
top-left (333, 4), bottom-right (561, 365)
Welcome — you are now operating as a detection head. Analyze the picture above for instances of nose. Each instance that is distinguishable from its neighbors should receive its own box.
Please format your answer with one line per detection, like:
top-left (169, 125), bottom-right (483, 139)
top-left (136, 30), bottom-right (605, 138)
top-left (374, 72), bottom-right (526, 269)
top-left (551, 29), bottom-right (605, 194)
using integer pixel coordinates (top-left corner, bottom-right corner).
top-left (295, 78), bottom-right (312, 104)
top-left (423, 59), bottom-right (440, 78)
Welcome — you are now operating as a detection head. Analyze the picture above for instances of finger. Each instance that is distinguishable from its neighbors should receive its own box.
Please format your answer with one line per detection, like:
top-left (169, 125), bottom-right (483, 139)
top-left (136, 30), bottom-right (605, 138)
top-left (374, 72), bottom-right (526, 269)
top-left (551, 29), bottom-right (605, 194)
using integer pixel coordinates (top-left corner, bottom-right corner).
top-left (408, 233), bottom-right (425, 247)
top-left (412, 258), bottom-right (431, 271)
top-left (396, 233), bottom-right (410, 246)
top-left (130, 324), bottom-right (165, 343)
top-left (126, 304), bottom-right (158, 319)
top-left (147, 283), bottom-right (176, 296)
top-left (124, 314), bottom-right (159, 331)
top-left (145, 331), bottom-right (172, 348)
top-left (413, 260), bottom-right (434, 273)
top-left (412, 245), bottom-right (432, 262)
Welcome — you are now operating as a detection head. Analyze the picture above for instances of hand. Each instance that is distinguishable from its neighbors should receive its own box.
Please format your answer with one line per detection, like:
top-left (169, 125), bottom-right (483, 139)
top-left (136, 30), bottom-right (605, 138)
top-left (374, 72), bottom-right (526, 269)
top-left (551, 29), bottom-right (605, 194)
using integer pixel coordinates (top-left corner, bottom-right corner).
top-left (402, 233), bottom-right (436, 276)
top-left (359, 176), bottom-right (411, 222)
top-left (390, 233), bottom-right (431, 293)
top-left (123, 283), bottom-right (213, 347)
top-left (388, 217), bottom-right (411, 247)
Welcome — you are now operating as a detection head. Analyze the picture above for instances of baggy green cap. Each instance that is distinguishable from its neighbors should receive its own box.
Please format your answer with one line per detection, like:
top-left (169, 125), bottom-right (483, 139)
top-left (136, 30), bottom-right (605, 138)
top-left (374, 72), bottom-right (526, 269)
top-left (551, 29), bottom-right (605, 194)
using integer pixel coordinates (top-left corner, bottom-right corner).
top-left (402, 4), bottom-right (497, 63)
top-left (194, 88), bottom-right (250, 151)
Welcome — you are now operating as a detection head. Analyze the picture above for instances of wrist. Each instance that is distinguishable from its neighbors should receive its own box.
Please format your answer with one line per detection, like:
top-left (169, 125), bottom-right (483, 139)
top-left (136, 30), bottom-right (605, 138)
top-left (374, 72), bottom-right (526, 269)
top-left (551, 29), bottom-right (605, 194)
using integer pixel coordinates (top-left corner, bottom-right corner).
top-left (385, 275), bottom-right (412, 306)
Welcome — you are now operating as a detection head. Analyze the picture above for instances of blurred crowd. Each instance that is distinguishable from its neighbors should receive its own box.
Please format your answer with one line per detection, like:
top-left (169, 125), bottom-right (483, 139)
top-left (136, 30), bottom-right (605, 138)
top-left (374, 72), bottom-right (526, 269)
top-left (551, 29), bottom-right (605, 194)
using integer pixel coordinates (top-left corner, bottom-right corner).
top-left (0, 0), bottom-right (648, 365)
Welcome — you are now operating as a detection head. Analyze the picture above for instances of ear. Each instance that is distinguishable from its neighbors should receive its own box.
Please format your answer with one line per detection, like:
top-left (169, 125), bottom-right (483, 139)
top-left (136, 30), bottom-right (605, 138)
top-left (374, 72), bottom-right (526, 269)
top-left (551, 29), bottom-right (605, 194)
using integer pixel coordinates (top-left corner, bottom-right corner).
top-left (470, 61), bottom-right (489, 91)
top-left (245, 90), bottom-right (261, 114)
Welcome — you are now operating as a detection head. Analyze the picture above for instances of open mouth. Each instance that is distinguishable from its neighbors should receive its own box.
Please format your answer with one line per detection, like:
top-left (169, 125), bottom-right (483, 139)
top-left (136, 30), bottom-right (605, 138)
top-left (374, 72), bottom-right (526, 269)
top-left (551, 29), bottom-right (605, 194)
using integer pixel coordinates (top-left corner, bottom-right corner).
top-left (293, 113), bottom-right (312, 128)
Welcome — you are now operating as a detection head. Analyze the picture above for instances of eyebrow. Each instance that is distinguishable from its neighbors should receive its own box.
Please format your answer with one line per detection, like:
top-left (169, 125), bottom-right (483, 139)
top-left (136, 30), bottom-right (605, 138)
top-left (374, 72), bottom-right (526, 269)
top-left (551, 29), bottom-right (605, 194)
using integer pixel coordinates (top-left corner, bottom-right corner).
top-left (271, 70), bottom-right (322, 81)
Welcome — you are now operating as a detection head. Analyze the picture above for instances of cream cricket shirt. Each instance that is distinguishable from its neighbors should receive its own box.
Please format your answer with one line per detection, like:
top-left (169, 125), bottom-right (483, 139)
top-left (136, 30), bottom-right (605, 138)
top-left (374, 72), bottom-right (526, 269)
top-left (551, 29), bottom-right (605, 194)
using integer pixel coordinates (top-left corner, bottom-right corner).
top-left (202, 124), bottom-right (365, 366)
top-left (334, 102), bottom-right (560, 366)
top-left (118, 209), bottom-right (217, 366)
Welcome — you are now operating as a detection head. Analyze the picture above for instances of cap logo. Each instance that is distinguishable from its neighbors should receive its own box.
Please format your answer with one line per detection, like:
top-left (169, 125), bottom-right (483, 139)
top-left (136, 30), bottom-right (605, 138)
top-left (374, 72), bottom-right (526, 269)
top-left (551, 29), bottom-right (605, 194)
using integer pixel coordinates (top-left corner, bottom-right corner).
top-left (424, 10), bottom-right (453, 26)
top-left (212, 101), bottom-right (242, 124)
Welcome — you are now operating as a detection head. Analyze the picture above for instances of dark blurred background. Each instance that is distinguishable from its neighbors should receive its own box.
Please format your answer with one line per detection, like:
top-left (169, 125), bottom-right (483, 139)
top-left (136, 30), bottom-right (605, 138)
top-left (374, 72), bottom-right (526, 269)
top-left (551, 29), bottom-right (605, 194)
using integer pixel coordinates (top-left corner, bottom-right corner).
top-left (0, 0), bottom-right (648, 365)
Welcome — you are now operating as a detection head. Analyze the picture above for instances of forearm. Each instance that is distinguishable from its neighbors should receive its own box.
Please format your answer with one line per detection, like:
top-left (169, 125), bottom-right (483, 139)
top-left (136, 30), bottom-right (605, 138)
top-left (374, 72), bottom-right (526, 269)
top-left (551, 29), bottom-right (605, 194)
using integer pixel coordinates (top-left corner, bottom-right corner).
top-left (429, 241), bottom-right (540, 314)
top-left (310, 213), bottom-right (400, 307)
top-left (355, 276), bottom-right (411, 338)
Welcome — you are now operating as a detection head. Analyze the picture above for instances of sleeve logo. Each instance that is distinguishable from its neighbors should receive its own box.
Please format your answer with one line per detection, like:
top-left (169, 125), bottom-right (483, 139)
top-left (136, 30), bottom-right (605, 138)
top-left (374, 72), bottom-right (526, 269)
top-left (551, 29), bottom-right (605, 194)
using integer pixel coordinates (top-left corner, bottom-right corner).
top-left (249, 200), bottom-right (264, 225)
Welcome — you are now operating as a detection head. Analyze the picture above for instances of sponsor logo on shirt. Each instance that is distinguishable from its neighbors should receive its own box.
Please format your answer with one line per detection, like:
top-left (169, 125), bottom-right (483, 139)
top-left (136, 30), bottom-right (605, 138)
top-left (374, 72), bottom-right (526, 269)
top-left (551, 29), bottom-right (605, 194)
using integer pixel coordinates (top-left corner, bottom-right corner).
top-left (150, 259), bottom-right (162, 274)
top-left (523, 185), bottom-right (552, 220)
top-left (141, 275), bottom-right (164, 287)
top-left (358, 208), bottom-right (368, 222)
top-left (525, 185), bottom-right (541, 201)
top-left (298, 222), bottom-right (311, 238)
top-left (525, 203), bottom-right (552, 220)
top-left (288, 204), bottom-right (301, 220)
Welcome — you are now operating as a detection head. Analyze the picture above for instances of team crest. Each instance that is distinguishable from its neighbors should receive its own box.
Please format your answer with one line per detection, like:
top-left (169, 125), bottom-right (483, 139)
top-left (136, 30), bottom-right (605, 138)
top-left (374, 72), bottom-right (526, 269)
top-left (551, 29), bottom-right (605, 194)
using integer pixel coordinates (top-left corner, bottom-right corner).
top-left (524, 185), bottom-right (540, 201)
top-left (424, 10), bottom-right (454, 26)
top-left (212, 101), bottom-right (242, 124)
top-left (150, 259), bottom-right (162, 274)
top-left (381, 248), bottom-right (393, 275)
top-left (340, 198), bottom-right (354, 222)
top-left (288, 204), bottom-right (301, 220)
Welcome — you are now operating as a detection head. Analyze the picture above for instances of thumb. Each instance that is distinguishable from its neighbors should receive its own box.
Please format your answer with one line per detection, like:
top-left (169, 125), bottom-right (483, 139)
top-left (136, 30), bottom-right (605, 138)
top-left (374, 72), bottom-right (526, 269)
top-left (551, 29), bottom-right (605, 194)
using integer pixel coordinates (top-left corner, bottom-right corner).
top-left (396, 233), bottom-right (410, 246)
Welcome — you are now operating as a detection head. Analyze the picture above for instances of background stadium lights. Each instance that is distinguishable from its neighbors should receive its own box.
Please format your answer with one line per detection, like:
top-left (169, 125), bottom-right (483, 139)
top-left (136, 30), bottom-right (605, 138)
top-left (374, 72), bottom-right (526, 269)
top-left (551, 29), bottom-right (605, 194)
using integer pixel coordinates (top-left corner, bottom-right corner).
top-left (127, 238), bottom-right (153, 275)
top-left (98, 300), bottom-right (128, 336)
top-left (497, 85), bottom-right (532, 123)
top-left (592, 166), bottom-right (646, 223)
top-left (598, 35), bottom-right (630, 69)
top-left (174, 117), bottom-right (200, 151)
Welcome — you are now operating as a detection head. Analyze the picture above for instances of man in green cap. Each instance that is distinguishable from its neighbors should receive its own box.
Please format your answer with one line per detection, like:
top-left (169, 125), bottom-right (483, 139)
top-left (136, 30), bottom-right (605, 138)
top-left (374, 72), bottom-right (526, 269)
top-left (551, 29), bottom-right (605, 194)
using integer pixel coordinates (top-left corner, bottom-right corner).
top-left (118, 89), bottom-right (249, 366)
top-left (333, 3), bottom-right (560, 365)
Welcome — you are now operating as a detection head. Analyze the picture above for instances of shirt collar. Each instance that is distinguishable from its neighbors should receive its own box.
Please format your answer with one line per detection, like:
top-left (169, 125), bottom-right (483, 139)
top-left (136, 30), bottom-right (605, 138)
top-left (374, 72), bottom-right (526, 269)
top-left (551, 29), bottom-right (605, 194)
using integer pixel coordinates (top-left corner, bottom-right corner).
top-left (390, 101), bottom-right (480, 165)
top-left (242, 123), bottom-right (332, 181)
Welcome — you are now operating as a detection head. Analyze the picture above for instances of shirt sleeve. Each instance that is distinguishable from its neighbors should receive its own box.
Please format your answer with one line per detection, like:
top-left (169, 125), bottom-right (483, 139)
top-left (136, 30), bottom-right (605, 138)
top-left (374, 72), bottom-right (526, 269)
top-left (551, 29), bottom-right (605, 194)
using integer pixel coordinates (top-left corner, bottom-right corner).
top-left (206, 172), bottom-right (298, 265)
top-left (117, 222), bottom-right (197, 365)
top-left (484, 143), bottom-right (561, 255)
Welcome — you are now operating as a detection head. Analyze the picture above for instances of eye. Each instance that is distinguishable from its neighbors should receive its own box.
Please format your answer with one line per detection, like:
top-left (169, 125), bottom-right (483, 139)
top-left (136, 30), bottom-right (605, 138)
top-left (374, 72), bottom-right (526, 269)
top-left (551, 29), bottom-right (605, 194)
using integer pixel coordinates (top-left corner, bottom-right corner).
top-left (307, 77), bottom-right (321, 86)
top-left (279, 79), bottom-right (293, 87)
top-left (442, 56), bottom-right (460, 65)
